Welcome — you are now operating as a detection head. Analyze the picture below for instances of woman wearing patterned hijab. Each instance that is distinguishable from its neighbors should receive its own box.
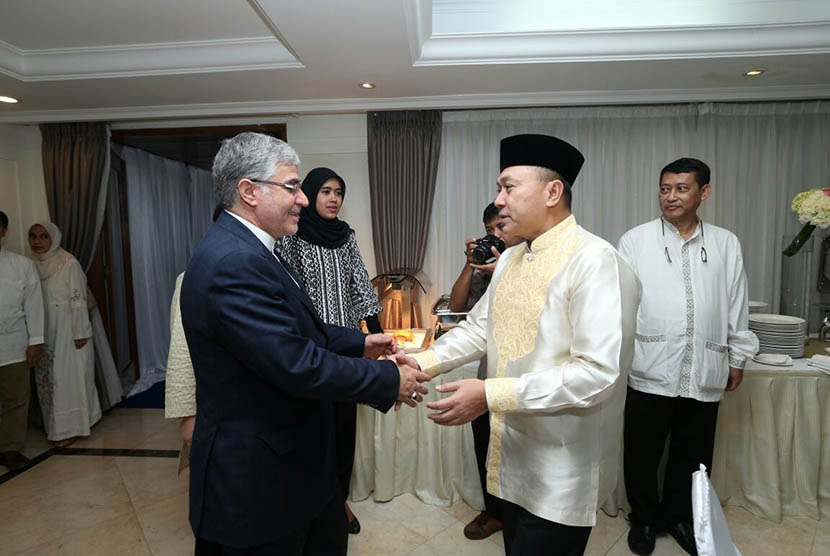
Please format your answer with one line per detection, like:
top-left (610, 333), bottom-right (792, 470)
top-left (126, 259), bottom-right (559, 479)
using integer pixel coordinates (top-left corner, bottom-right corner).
top-left (28, 222), bottom-right (100, 446)
top-left (279, 167), bottom-right (383, 534)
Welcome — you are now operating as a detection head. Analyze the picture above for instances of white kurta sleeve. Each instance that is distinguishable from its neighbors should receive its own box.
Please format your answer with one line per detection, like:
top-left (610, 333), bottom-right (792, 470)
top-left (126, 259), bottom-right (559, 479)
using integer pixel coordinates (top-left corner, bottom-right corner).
top-left (725, 239), bottom-right (758, 369)
top-left (411, 285), bottom-right (489, 377)
top-left (486, 247), bottom-right (631, 414)
top-left (23, 260), bottom-right (45, 345)
top-left (67, 259), bottom-right (93, 341)
top-left (616, 232), bottom-right (636, 268)
top-left (165, 274), bottom-right (197, 418)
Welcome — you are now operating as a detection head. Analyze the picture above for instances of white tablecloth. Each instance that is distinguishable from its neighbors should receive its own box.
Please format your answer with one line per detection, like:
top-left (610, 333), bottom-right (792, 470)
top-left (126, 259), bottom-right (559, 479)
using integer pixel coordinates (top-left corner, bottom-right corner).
top-left (709, 359), bottom-right (830, 521)
top-left (350, 362), bottom-right (484, 509)
top-left (352, 359), bottom-right (830, 523)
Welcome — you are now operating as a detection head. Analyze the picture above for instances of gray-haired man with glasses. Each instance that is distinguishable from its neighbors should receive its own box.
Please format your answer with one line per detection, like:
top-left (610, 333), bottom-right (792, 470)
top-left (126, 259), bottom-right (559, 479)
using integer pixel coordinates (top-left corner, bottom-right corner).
top-left (180, 132), bottom-right (431, 555)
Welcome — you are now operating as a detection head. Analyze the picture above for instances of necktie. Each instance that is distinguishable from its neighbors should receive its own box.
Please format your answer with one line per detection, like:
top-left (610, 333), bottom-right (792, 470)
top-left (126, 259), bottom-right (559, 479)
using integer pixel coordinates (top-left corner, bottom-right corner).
top-left (272, 246), bottom-right (302, 290)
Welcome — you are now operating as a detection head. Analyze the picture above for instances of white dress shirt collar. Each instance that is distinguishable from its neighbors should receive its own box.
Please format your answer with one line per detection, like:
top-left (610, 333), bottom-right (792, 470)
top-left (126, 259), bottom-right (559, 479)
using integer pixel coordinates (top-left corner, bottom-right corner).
top-left (225, 210), bottom-right (302, 289)
top-left (225, 210), bottom-right (277, 254)
top-left (662, 217), bottom-right (701, 244)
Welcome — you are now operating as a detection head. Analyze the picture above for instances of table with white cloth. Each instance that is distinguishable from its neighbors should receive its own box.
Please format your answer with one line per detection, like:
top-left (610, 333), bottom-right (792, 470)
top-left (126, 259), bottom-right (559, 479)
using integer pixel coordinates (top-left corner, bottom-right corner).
top-left (350, 361), bottom-right (484, 509)
top-left (602, 354), bottom-right (830, 522)
top-left (351, 357), bottom-right (830, 524)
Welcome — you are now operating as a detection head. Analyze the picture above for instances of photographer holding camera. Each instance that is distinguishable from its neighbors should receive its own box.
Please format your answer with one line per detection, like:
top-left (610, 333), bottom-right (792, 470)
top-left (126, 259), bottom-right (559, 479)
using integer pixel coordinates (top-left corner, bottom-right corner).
top-left (449, 203), bottom-right (504, 314)
top-left (448, 202), bottom-right (516, 541)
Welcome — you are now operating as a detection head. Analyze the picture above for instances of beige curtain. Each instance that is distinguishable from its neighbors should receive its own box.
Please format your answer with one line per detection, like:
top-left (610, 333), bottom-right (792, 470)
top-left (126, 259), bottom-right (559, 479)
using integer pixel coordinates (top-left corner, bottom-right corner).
top-left (367, 110), bottom-right (441, 276)
top-left (40, 122), bottom-right (111, 270)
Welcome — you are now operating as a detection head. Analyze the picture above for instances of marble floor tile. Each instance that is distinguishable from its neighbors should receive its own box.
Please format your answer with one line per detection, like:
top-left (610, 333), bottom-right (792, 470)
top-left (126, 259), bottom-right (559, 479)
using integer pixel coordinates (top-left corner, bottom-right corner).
top-left (133, 490), bottom-right (195, 556)
top-left (72, 408), bottom-right (173, 450)
top-left (812, 516), bottom-right (830, 556)
top-left (142, 417), bottom-right (186, 451)
top-left (407, 520), bottom-right (506, 556)
top-left (0, 456), bottom-right (134, 554)
top-left (605, 531), bottom-right (689, 556)
top-left (346, 517), bottom-right (431, 556)
top-left (724, 506), bottom-right (817, 556)
top-left (353, 493), bottom-right (459, 540)
top-left (15, 508), bottom-right (150, 556)
top-left (439, 497), bottom-right (476, 521)
top-left (585, 511), bottom-right (629, 556)
top-left (0, 427), bottom-right (52, 476)
top-left (115, 456), bottom-right (188, 509)
top-left (0, 453), bottom-right (122, 498)
top-left (488, 529), bottom-right (506, 548)
top-left (20, 426), bottom-right (52, 459)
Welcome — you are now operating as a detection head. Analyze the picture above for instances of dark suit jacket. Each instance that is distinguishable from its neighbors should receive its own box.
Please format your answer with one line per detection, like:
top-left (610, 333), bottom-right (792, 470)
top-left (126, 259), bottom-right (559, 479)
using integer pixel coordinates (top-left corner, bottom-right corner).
top-left (181, 212), bottom-right (399, 548)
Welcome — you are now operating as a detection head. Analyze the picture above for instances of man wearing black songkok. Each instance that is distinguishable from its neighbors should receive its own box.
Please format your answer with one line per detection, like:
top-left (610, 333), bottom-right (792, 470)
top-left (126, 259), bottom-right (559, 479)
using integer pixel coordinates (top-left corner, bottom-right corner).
top-left (402, 134), bottom-right (642, 555)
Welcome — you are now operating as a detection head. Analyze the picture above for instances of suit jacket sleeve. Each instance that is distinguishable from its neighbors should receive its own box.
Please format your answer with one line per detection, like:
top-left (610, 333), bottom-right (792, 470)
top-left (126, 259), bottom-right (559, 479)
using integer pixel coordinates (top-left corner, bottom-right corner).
top-left (208, 250), bottom-right (398, 410)
top-left (322, 321), bottom-right (365, 357)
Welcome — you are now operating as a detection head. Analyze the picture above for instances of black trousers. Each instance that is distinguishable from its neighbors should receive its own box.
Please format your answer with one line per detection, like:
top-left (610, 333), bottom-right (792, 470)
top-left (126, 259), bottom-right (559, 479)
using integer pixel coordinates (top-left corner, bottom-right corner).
top-left (334, 400), bottom-right (357, 501)
top-left (502, 500), bottom-right (592, 556)
top-left (623, 387), bottom-right (719, 528)
top-left (471, 410), bottom-right (504, 521)
top-left (218, 493), bottom-right (348, 556)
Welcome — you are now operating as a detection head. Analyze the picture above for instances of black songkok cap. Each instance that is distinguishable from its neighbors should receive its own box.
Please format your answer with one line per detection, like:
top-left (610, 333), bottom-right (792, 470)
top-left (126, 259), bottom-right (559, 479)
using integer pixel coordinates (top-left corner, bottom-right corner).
top-left (499, 134), bottom-right (585, 185)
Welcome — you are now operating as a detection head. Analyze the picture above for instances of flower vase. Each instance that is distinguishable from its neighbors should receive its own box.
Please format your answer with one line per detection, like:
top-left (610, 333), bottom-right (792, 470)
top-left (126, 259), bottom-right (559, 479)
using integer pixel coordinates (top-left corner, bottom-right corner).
top-left (780, 233), bottom-right (813, 319)
top-left (783, 223), bottom-right (816, 256)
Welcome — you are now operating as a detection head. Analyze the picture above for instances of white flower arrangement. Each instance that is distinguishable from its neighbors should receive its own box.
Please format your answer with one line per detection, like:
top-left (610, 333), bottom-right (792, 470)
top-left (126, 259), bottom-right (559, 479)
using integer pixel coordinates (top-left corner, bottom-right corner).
top-left (792, 188), bottom-right (830, 229)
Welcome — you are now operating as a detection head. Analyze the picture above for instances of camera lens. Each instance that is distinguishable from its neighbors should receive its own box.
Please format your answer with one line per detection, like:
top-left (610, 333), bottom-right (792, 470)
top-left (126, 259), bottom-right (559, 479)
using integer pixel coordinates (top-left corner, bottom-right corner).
top-left (471, 244), bottom-right (489, 264)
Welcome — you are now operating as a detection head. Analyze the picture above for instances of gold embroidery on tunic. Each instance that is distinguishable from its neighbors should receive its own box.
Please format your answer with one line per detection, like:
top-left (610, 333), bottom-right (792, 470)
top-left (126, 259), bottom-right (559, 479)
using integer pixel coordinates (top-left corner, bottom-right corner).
top-left (485, 214), bottom-right (582, 495)
top-left (487, 377), bottom-right (519, 412)
top-left (411, 350), bottom-right (441, 377)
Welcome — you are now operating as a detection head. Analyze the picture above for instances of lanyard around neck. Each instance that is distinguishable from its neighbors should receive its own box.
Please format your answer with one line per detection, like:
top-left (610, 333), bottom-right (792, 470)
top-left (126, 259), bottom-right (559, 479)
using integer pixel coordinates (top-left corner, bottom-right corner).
top-left (661, 217), bottom-right (707, 264)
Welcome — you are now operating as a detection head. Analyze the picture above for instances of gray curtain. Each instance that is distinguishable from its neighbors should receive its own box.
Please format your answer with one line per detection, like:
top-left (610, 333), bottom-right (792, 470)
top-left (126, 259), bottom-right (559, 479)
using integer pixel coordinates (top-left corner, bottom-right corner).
top-left (367, 110), bottom-right (442, 277)
top-left (39, 122), bottom-right (111, 271)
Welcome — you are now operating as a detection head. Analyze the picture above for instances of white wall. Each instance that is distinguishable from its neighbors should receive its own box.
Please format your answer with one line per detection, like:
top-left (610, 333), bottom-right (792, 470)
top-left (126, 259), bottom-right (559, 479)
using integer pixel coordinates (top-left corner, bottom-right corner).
top-left (0, 124), bottom-right (49, 256)
top-left (286, 114), bottom-right (378, 280)
top-left (0, 115), bottom-right (378, 276)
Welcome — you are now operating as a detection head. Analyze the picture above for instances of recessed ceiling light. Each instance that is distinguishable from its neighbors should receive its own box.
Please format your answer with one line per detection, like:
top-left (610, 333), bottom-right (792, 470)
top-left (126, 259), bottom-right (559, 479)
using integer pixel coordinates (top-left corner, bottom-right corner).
top-left (0, 95), bottom-right (19, 104)
top-left (359, 82), bottom-right (376, 89)
top-left (744, 69), bottom-right (764, 77)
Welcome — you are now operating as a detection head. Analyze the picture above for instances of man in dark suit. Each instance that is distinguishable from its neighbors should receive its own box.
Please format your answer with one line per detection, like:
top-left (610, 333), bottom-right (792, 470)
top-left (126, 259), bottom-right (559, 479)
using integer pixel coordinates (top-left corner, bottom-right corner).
top-left (181, 132), bottom-right (430, 555)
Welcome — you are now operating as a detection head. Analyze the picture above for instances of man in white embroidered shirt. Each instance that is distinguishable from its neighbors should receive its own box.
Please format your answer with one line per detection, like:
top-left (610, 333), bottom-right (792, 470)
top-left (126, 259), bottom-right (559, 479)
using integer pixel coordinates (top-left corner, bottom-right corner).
top-left (0, 210), bottom-right (44, 471)
top-left (402, 134), bottom-right (642, 555)
top-left (617, 158), bottom-right (758, 556)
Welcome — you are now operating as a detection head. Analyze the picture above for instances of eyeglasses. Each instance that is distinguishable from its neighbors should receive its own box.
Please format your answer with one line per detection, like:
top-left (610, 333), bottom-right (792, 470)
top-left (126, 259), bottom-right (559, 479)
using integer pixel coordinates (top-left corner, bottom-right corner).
top-left (661, 217), bottom-right (708, 264)
top-left (249, 178), bottom-right (303, 196)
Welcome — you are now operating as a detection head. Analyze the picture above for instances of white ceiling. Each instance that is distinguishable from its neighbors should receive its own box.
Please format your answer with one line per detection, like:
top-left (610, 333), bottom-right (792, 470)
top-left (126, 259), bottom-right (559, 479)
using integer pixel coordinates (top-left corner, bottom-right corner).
top-left (0, 0), bottom-right (828, 123)
top-left (431, 0), bottom-right (830, 33)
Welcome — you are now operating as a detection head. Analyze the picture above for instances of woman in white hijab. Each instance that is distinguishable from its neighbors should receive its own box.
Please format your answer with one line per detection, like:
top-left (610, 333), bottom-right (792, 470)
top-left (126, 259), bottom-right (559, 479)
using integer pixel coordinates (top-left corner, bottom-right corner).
top-left (28, 222), bottom-right (101, 446)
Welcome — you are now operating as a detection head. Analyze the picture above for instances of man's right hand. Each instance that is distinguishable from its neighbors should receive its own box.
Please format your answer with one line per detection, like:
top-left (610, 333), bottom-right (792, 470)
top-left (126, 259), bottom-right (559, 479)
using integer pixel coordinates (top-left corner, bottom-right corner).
top-left (180, 416), bottom-right (195, 447)
top-left (26, 344), bottom-right (43, 367)
top-left (464, 238), bottom-right (476, 265)
top-left (394, 352), bottom-right (431, 410)
top-left (470, 245), bottom-right (503, 275)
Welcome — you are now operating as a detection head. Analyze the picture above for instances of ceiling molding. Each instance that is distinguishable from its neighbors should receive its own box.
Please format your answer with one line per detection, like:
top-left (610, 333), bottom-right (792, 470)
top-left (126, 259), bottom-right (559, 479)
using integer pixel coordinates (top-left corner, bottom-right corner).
top-left (2, 84), bottom-right (829, 124)
top-left (246, 0), bottom-right (304, 64)
top-left (0, 36), bottom-right (303, 82)
top-left (410, 19), bottom-right (830, 66)
top-left (403, 0), bottom-right (432, 64)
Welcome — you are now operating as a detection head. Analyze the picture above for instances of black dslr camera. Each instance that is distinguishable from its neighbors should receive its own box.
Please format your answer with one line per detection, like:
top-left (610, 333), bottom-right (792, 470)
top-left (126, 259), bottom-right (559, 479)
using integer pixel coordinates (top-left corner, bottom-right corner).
top-left (471, 234), bottom-right (506, 264)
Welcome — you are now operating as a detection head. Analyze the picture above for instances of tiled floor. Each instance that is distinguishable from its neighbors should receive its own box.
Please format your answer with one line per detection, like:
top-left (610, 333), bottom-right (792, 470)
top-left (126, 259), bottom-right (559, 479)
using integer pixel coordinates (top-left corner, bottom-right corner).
top-left (0, 408), bottom-right (827, 555)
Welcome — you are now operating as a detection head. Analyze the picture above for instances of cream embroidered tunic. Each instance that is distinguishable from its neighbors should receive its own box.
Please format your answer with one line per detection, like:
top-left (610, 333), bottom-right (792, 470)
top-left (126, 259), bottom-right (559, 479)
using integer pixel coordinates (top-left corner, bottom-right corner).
top-left (165, 273), bottom-right (195, 419)
top-left (413, 215), bottom-right (641, 527)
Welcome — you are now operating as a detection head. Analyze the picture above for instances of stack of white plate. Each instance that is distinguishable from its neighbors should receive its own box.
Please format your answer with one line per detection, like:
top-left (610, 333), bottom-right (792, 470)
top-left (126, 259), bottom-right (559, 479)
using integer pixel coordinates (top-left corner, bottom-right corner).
top-left (748, 300), bottom-right (769, 314)
top-left (749, 313), bottom-right (806, 357)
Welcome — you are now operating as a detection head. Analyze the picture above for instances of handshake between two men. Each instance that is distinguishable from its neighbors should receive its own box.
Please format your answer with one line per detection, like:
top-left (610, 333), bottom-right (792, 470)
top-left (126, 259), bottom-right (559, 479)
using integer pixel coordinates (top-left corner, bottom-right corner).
top-left (364, 332), bottom-right (430, 410)
top-left (364, 333), bottom-right (488, 425)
